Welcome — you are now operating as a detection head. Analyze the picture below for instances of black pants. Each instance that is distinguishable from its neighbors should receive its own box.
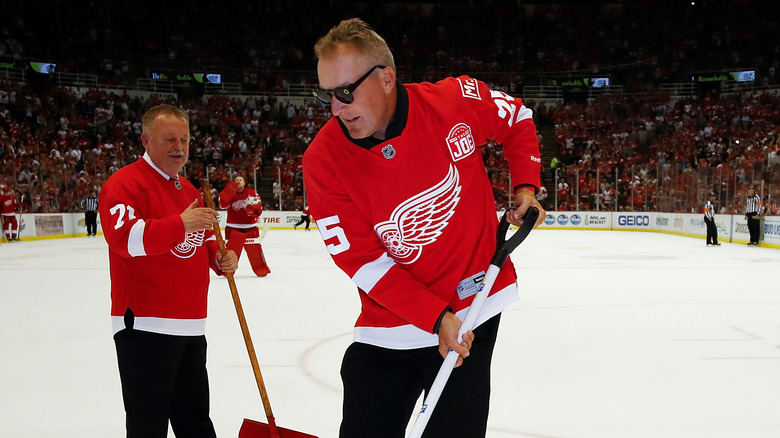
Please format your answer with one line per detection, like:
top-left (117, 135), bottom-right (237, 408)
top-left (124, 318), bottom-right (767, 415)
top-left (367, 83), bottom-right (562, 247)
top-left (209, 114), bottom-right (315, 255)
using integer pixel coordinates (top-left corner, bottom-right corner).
top-left (704, 217), bottom-right (718, 244)
top-left (114, 327), bottom-right (216, 438)
top-left (339, 314), bottom-right (501, 438)
top-left (295, 215), bottom-right (310, 229)
top-left (747, 213), bottom-right (760, 244)
top-left (85, 211), bottom-right (97, 235)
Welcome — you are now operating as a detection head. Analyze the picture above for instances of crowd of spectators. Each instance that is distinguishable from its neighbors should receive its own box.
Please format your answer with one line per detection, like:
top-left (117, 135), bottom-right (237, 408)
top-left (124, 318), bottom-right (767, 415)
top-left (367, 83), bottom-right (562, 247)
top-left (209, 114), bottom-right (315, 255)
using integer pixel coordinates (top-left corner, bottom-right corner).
top-left (0, 78), bottom-right (330, 213)
top-left (5, 77), bottom-right (776, 216)
top-left (542, 89), bottom-right (780, 214)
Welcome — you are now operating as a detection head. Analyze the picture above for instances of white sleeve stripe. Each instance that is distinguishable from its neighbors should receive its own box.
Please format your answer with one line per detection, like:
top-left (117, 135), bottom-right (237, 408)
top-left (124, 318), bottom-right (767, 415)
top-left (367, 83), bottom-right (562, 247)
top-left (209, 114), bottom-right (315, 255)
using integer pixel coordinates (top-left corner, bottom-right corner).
top-left (517, 105), bottom-right (533, 122)
top-left (127, 219), bottom-right (147, 257)
top-left (111, 316), bottom-right (207, 336)
top-left (351, 253), bottom-right (395, 293)
top-left (352, 283), bottom-right (519, 349)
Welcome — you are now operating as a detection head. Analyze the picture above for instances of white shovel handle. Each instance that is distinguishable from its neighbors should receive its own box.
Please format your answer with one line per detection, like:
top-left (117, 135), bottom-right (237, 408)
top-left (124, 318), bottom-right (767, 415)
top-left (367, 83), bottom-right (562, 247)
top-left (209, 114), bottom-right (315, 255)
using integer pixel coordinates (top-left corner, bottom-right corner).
top-left (407, 265), bottom-right (500, 438)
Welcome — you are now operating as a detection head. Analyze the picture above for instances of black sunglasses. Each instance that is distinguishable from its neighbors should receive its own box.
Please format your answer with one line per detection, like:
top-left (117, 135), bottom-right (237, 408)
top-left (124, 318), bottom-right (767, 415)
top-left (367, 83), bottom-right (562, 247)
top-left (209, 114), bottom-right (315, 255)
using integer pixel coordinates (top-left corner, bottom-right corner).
top-left (313, 65), bottom-right (386, 104)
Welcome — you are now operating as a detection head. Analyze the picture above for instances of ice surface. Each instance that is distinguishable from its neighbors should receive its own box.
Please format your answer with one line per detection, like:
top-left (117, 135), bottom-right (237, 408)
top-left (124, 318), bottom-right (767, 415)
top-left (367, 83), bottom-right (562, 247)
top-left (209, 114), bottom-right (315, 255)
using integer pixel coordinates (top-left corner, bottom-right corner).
top-left (1, 229), bottom-right (779, 438)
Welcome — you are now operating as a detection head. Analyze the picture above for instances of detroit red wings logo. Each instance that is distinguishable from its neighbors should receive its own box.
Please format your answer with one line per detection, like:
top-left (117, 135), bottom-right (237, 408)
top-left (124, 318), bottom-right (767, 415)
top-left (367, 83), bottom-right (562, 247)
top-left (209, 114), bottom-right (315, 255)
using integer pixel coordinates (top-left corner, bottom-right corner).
top-left (232, 196), bottom-right (261, 210)
top-left (171, 230), bottom-right (205, 259)
top-left (374, 164), bottom-right (462, 264)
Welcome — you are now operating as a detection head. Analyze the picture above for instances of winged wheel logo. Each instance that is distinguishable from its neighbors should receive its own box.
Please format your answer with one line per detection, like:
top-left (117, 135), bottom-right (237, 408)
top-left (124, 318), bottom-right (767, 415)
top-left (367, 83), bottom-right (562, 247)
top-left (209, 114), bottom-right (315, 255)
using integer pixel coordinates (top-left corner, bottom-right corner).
top-left (374, 164), bottom-right (462, 264)
top-left (171, 230), bottom-right (205, 259)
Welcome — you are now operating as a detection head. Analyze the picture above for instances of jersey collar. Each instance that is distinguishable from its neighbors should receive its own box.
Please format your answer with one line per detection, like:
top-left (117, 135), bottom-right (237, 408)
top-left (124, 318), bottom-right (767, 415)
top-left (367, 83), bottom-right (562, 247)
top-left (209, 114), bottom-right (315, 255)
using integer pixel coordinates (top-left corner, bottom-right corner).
top-left (339, 83), bottom-right (409, 150)
top-left (143, 152), bottom-right (180, 181)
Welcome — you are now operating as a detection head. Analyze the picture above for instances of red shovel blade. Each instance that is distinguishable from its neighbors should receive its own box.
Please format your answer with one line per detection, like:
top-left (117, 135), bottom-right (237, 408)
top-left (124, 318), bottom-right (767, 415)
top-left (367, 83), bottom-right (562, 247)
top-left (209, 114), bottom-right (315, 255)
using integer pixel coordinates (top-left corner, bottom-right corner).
top-left (239, 419), bottom-right (318, 438)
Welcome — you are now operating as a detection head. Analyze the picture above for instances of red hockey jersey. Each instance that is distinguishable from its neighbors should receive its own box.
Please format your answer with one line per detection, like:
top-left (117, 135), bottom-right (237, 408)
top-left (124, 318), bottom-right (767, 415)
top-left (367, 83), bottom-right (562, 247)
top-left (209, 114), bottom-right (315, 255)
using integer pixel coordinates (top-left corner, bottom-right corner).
top-left (303, 76), bottom-right (540, 349)
top-left (218, 181), bottom-right (262, 229)
top-left (0, 190), bottom-right (17, 215)
top-left (100, 154), bottom-right (220, 336)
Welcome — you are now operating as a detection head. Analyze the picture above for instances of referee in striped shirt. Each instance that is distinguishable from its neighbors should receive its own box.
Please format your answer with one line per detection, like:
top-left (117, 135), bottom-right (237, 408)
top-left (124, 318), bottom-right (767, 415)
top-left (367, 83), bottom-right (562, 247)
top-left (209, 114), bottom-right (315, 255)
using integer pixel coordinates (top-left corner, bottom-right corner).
top-left (80, 190), bottom-right (99, 236)
top-left (704, 193), bottom-right (720, 246)
top-left (745, 187), bottom-right (762, 245)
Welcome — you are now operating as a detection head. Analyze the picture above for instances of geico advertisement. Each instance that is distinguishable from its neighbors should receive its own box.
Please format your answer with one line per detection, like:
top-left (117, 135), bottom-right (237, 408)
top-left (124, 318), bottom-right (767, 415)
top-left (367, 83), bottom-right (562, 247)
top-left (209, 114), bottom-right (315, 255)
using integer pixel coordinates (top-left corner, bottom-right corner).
top-left (540, 212), bottom-right (609, 228)
top-left (612, 212), bottom-right (653, 229)
top-left (614, 212), bottom-right (715, 237)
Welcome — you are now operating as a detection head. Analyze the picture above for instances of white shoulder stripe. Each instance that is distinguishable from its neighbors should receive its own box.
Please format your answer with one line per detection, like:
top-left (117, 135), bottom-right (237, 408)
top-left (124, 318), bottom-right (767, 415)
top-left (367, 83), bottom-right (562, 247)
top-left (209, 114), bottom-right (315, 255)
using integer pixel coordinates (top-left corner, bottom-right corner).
top-left (127, 219), bottom-right (147, 257)
top-left (516, 104), bottom-right (533, 122)
top-left (352, 253), bottom-right (395, 293)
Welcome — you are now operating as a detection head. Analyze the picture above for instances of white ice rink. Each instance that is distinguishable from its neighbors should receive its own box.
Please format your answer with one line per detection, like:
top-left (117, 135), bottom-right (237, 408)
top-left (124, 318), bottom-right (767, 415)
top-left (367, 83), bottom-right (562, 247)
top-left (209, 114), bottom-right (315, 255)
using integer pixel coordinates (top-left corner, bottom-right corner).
top-left (2, 228), bottom-right (780, 438)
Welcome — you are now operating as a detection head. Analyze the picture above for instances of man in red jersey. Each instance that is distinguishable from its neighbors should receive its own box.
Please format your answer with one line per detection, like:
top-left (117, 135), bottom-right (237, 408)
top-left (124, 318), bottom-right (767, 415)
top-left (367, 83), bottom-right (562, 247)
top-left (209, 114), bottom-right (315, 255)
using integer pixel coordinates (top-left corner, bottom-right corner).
top-left (305, 18), bottom-right (545, 438)
top-left (0, 184), bottom-right (20, 241)
top-left (100, 104), bottom-right (237, 438)
top-left (218, 175), bottom-right (270, 276)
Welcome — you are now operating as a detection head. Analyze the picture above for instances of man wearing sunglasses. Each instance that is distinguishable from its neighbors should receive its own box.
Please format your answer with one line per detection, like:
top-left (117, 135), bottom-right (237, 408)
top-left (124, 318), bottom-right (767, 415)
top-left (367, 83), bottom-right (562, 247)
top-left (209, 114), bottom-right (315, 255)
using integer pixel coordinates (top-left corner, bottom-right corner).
top-left (304, 18), bottom-right (544, 438)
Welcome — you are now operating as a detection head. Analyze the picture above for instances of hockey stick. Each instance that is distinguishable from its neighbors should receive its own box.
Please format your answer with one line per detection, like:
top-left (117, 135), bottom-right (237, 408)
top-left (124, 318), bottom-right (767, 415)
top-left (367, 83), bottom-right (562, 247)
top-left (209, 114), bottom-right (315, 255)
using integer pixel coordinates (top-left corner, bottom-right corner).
top-left (258, 222), bottom-right (270, 243)
top-left (245, 221), bottom-right (270, 245)
top-left (408, 207), bottom-right (539, 438)
top-left (17, 193), bottom-right (24, 240)
top-left (200, 180), bottom-right (316, 438)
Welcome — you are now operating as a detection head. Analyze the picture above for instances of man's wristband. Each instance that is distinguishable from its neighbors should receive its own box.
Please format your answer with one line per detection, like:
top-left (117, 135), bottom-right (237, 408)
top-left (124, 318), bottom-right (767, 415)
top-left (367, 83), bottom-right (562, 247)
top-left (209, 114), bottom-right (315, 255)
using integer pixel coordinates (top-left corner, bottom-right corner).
top-left (432, 306), bottom-right (452, 334)
top-left (513, 184), bottom-right (538, 196)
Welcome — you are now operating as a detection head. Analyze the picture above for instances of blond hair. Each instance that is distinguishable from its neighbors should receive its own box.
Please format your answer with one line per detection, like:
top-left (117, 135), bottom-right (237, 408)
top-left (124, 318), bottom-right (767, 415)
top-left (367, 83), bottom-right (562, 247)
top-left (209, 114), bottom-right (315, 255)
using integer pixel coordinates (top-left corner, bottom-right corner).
top-left (314, 18), bottom-right (395, 69)
top-left (142, 104), bottom-right (189, 135)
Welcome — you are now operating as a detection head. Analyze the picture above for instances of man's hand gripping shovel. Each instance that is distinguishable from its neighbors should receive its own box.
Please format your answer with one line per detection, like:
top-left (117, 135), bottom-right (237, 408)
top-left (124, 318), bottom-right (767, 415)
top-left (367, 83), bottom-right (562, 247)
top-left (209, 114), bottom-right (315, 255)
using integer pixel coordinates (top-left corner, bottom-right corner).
top-left (408, 207), bottom-right (540, 438)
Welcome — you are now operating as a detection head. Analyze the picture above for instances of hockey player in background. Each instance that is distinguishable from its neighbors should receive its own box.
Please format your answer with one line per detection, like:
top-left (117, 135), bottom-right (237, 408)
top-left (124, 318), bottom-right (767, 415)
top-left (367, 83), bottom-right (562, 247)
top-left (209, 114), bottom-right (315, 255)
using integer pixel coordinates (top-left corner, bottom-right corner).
top-left (294, 205), bottom-right (311, 230)
top-left (218, 175), bottom-right (271, 276)
top-left (100, 104), bottom-right (237, 438)
top-left (304, 18), bottom-right (545, 438)
top-left (1, 184), bottom-right (20, 242)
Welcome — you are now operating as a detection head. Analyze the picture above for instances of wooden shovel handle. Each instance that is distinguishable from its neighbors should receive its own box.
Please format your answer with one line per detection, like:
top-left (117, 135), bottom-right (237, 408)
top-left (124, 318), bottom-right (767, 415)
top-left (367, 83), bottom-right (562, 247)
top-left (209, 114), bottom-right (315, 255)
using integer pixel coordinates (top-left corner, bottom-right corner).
top-left (200, 180), bottom-right (280, 436)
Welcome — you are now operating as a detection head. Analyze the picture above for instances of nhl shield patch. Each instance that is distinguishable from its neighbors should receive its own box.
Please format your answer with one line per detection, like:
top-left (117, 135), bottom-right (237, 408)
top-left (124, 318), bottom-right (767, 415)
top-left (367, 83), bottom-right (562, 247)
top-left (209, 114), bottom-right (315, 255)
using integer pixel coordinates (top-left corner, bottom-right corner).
top-left (382, 144), bottom-right (396, 159)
